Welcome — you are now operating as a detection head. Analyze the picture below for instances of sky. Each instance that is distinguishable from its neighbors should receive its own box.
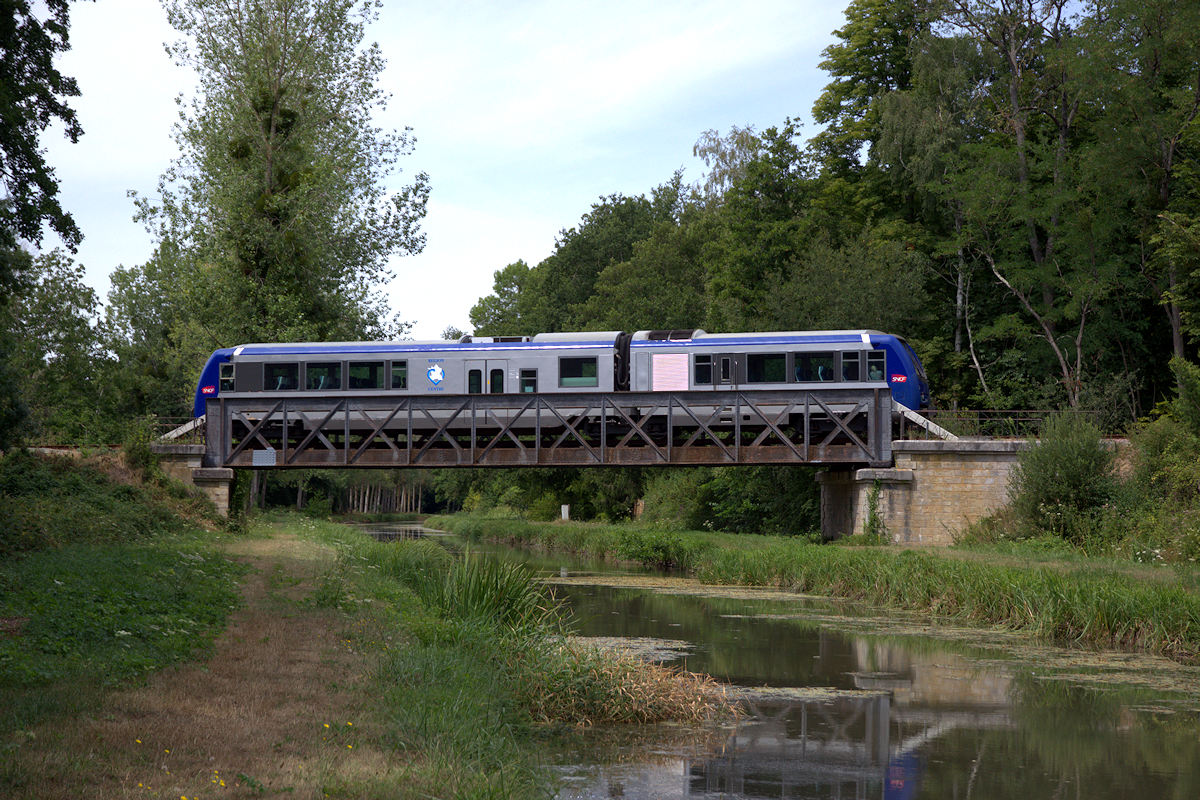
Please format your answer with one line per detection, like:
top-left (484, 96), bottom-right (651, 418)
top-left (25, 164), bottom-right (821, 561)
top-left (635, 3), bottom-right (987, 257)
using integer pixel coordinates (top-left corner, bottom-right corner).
top-left (43, 0), bottom-right (847, 340)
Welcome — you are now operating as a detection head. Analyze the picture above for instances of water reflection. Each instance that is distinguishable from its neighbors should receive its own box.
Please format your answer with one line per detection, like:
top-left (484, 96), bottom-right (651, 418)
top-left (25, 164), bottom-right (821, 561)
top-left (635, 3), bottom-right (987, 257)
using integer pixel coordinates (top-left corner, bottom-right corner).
top-left (381, 536), bottom-right (1200, 798)
top-left (355, 523), bottom-right (430, 542)
top-left (540, 568), bottom-right (1200, 799)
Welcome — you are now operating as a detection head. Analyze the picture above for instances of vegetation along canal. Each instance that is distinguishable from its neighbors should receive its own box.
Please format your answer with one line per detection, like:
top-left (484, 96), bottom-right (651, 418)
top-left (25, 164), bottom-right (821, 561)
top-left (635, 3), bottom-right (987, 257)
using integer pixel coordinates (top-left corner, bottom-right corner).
top-left (357, 526), bottom-right (1200, 800)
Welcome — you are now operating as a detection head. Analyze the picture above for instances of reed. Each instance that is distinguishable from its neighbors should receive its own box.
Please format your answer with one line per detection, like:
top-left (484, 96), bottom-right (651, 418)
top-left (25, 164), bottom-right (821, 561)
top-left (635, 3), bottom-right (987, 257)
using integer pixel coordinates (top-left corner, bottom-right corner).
top-left (434, 514), bottom-right (1200, 662)
top-left (697, 543), bottom-right (1200, 660)
top-left (344, 532), bottom-right (734, 726)
top-left (514, 638), bottom-right (730, 726)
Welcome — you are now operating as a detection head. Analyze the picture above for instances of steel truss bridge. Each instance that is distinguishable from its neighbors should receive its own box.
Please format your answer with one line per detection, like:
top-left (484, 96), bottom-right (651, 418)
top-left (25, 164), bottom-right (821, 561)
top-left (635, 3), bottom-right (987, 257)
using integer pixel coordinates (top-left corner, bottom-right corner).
top-left (201, 387), bottom-right (896, 469)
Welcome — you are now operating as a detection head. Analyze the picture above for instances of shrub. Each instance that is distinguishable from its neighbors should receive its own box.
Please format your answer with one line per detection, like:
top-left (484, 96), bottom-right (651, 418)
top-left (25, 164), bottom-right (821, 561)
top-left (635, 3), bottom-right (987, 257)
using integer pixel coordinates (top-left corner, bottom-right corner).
top-left (0, 451), bottom-right (183, 557)
top-left (1011, 413), bottom-right (1114, 541)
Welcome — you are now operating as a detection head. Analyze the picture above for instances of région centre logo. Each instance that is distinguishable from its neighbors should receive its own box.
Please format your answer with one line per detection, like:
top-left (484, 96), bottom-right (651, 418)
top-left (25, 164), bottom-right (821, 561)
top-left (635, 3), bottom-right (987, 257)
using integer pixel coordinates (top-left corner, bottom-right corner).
top-left (427, 363), bottom-right (445, 385)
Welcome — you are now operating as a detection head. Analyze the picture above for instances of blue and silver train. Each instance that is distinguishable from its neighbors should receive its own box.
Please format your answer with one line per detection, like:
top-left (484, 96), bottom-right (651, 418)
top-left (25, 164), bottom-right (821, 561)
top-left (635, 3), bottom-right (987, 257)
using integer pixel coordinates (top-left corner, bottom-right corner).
top-left (193, 329), bottom-right (930, 418)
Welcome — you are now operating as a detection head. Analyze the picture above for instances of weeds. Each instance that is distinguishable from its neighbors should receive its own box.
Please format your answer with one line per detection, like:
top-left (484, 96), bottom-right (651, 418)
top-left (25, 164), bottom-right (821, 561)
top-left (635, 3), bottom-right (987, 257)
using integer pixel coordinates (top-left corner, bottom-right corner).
top-left (433, 513), bottom-right (1200, 663)
top-left (289, 519), bottom-right (735, 797)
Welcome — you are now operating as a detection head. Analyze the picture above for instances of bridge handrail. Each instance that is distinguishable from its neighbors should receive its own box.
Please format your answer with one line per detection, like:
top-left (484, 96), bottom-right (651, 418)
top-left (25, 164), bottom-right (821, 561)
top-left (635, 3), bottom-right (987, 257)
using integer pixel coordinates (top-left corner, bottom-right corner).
top-left (898, 408), bottom-right (1104, 440)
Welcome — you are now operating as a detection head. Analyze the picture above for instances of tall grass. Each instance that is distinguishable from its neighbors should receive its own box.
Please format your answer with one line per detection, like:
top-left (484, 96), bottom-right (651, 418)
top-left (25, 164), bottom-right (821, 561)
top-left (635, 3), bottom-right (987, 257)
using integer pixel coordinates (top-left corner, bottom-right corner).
top-left (698, 543), bottom-right (1200, 660)
top-left (411, 553), bottom-right (563, 634)
top-left (0, 450), bottom-right (193, 556)
top-left (433, 514), bottom-right (1200, 663)
top-left (428, 514), bottom-right (754, 571)
top-left (0, 452), bottom-right (244, 733)
top-left (295, 521), bottom-right (734, 797)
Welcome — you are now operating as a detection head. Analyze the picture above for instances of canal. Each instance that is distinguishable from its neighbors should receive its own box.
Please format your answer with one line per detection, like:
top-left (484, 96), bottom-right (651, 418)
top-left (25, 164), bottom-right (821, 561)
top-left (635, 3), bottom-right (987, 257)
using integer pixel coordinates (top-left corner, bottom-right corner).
top-left (368, 524), bottom-right (1200, 799)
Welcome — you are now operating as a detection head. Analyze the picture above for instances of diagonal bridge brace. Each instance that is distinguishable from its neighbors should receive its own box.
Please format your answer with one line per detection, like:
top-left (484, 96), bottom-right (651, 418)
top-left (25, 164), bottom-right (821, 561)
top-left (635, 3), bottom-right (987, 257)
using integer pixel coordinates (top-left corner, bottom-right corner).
top-left (474, 398), bottom-right (536, 463)
top-left (739, 394), bottom-right (804, 458)
top-left (348, 402), bottom-right (407, 463)
top-left (413, 402), bottom-right (469, 463)
top-left (544, 400), bottom-right (601, 462)
top-left (810, 394), bottom-right (874, 460)
top-left (608, 400), bottom-right (666, 460)
top-left (673, 396), bottom-right (735, 461)
top-left (227, 402), bottom-right (284, 463)
top-left (287, 404), bottom-right (345, 463)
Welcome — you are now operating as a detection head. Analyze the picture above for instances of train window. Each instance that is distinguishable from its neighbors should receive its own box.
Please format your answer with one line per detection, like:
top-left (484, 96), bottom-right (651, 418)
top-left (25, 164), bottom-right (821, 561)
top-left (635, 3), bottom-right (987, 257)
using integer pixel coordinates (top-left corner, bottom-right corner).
top-left (747, 353), bottom-right (786, 383)
top-left (391, 361), bottom-right (408, 389)
top-left (794, 352), bottom-right (835, 382)
top-left (520, 369), bottom-right (537, 393)
top-left (306, 362), bottom-right (341, 390)
top-left (264, 363), bottom-right (299, 391)
top-left (842, 352), bottom-right (860, 381)
top-left (559, 357), bottom-right (599, 388)
top-left (720, 357), bottom-right (733, 383)
top-left (468, 369), bottom-right (483, 394)
top-left (349, 361), bottom-right (383, 390)
top-left (867, 351), bottom-right (886, 381)
top-left (489, 368), bottom-right (504, 394)
top-left (219, 362), bottom-right (235, 392)
top-left (694, 355), bottom-right (713, 385)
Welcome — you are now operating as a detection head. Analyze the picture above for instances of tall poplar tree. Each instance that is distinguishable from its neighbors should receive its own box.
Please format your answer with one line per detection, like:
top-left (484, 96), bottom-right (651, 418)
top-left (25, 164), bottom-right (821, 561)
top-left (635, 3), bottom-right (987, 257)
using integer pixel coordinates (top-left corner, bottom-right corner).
top-left (108, 0), bottom-right (428, 416)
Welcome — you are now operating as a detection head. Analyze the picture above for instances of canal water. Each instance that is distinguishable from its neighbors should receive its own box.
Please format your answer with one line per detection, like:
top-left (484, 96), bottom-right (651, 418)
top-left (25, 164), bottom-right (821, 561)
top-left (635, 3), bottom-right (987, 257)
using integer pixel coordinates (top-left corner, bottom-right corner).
top-left (363, 524), bottom-right (1200, 799)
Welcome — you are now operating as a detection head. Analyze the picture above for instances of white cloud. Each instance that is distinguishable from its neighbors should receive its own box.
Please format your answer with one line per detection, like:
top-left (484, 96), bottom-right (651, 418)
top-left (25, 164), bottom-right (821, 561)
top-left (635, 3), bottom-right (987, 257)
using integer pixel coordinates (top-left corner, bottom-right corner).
top-left (37, 0), bottom-right (843, 339)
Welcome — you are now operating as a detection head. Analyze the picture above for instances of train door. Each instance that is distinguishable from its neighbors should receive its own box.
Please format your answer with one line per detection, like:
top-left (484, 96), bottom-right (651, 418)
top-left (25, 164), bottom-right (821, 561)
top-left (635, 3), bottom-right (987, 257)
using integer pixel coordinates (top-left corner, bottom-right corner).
top-left (715, 354), bottom-right (740, 389)
top-left (466, 360), bottom-right (485, 394)
top-left (486, 360), bottom-right (507, 393)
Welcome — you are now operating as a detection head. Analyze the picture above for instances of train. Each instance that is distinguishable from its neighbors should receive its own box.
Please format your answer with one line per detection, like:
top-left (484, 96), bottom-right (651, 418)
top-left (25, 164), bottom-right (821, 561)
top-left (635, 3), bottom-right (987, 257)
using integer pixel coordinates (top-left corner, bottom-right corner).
top-left (193, 329), bottom-right (930, 418)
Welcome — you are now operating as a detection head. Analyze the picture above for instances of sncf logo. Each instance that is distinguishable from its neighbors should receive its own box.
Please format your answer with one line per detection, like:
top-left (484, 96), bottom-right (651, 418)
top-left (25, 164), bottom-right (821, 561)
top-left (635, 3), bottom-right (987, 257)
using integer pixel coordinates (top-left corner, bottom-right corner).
top-left (201, 385), bottom-right (217, 395)
top-left (890, 374), bottom-right (907, 383)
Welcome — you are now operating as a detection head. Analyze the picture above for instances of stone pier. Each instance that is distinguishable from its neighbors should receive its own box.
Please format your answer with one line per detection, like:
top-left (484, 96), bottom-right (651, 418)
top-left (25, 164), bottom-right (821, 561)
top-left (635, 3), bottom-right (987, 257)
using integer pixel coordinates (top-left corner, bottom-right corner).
top-left (818, 439), bottom-right (1031, 545)
top-left (150, 443), bottom-right (235, 517)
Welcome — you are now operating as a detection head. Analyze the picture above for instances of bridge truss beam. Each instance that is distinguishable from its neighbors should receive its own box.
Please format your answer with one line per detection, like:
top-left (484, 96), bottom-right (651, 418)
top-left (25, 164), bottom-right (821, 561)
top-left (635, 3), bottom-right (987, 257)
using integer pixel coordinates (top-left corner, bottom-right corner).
top-left (204, 388), bottom-right (892, 469)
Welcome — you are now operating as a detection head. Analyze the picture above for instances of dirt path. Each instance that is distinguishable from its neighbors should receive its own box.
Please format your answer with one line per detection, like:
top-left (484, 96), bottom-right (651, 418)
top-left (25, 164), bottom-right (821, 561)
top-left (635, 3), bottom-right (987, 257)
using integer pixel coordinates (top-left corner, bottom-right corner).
top-left (12, 531), bottom-right (396, 799)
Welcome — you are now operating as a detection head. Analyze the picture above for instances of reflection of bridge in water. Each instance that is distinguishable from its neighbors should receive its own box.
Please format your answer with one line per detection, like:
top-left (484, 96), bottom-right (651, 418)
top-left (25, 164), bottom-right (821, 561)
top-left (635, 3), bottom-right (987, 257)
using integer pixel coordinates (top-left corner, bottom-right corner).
top-left (683, 643), bottom-right (1016, 799)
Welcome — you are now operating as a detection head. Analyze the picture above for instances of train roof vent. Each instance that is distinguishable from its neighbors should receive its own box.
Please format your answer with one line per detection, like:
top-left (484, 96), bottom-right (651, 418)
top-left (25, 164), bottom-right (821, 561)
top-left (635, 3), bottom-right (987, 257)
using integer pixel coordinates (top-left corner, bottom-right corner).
top-left (645, 329), bottom-right (701, 341)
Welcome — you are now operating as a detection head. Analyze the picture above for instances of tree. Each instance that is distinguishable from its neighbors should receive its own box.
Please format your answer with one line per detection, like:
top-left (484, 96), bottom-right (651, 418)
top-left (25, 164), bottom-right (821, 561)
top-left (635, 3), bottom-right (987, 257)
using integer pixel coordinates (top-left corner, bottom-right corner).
top-left (0, 0), bottom-right (85, 249)
top-left (519, 176), bottom-right (685, 332)
top-left (0, 239), bottom-right (31, 447)
top-left (469, 260), bottom-right (531, 336)
top-left (0, 0), bottom-right (89, 446)
top-left (1, 249), bottom-right (107, 441)
top-left (1082, 0), bottom-right (1200, 366)
top-left (108, 0), bottom-right (427, 419)
top-left (810, 0), bottom-right (930, 175)
top-left (692, 125), bottom-right (763, 202)
top-left (144, 0), bottom-right (427, 341)
top-left (896, 0), bottom-right (1119, 407)
top-left (572, 208), bottom-right (711, 331)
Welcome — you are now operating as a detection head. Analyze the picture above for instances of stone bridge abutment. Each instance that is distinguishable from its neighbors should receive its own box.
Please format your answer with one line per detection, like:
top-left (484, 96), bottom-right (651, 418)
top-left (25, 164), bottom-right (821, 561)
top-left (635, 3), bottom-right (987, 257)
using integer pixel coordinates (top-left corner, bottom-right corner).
top-left (817, 440), bottom-right (1031, 545)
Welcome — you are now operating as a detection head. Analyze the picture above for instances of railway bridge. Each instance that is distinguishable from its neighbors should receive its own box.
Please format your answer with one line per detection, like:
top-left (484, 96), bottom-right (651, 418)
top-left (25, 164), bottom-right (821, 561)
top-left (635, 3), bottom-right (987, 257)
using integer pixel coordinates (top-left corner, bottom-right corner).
top-left (155, 387), bottom-right (1032, 544)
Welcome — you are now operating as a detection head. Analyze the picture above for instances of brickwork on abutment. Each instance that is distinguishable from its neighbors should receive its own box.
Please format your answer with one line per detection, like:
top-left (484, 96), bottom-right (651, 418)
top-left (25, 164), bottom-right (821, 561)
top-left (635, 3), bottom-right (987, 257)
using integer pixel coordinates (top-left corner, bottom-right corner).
top-left (150, 443), bottom-right (234, 517)
top-left (891, 440), bottom-right (1029, 545)
top-left (818, 439), bottom-right (1031, 546)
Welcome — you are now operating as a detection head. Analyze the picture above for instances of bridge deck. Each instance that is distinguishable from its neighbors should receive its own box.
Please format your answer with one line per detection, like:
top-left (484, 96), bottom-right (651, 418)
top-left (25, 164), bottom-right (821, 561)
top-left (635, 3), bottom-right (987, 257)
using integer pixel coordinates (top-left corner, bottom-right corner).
top-left (203, 388), bottom-right (893, 469)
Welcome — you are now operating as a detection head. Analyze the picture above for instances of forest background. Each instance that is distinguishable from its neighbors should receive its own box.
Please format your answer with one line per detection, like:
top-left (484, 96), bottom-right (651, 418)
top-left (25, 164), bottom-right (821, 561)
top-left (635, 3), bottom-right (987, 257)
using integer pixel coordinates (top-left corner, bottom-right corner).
top-left (3, 0), bottom-right (1200, 535)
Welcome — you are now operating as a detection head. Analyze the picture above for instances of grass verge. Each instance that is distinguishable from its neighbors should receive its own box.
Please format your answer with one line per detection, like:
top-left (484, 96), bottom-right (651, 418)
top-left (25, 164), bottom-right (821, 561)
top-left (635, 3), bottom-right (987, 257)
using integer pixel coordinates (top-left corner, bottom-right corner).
top-left (429, 514), bottom-right (1200, 663)
top-left (276, 514), bottom-right (736, 797)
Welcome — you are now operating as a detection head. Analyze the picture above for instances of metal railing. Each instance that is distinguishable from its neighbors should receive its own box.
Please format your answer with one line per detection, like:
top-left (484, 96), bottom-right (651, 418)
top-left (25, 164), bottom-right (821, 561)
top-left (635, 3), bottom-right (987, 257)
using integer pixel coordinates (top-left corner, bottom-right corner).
top-left (897, 409), bottom-right (1103, 440)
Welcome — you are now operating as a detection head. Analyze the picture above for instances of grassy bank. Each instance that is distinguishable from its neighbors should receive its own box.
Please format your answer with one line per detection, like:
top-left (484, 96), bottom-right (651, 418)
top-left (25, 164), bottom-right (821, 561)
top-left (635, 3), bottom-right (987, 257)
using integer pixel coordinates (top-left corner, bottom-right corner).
top-left (429, 514), bottom-right (1200, 663)
top-left (426, 513), bottom-right (780, 570)
top-left (298, 515), bottom-right (732, 796)
top-left (1, 450), bottom-right (731, 799)
top-left (0, 450), bottom-right (245, 766)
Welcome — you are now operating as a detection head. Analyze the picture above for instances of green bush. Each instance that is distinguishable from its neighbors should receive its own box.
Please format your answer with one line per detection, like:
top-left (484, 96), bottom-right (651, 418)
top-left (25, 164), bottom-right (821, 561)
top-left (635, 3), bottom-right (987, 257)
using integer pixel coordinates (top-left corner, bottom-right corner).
top-left (0, 451), bottom-right (183, 557)
top-left (1011, 413), bottom-right (1114, 541)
